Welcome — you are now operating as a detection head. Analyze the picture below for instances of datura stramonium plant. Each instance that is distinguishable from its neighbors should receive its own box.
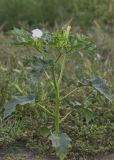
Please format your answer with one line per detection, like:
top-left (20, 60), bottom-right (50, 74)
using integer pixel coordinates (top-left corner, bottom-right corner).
top-left (4, 26), bottom-right (112, 160)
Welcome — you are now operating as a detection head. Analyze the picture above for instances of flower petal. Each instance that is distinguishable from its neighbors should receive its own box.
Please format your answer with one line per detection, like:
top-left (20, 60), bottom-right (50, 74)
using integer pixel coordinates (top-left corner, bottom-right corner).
top-left (31, 29), bottom-right (43, 38)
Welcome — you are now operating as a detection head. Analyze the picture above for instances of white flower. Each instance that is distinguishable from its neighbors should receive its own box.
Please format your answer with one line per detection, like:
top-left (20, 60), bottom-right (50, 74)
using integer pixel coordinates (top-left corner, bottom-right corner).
top-left (31, 29), bottom-right (43, 38)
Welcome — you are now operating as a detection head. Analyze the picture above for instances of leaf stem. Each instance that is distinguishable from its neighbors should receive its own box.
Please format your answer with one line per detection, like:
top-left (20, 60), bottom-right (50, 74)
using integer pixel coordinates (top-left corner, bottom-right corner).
top-left (61, 87), bottom-right (77, 100)
top-left (44, 71), bottom-right (54, 87)
top-left (37, 103), bottom-right (54, 117)
top-left (60, 110), bottom-right (72, 123)
top-left (55, 51), bottom-right (62, 63)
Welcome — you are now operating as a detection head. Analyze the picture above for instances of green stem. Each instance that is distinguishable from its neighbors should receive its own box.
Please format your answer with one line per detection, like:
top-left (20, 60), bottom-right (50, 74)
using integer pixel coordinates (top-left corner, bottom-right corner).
top-left (55, 51), bottom-right (62, 63)
top-left (51, 65), bottom-right (60, 134)
top-left (61, 87), bottom-right (77, 100)
top-left (58, 54), bottom-right (66, 87)
top-left (60, 110), bottom-right (72, 123)
top-left (50, 54), bottom-right (67, 134)
top-left (44, 71), bottom-right (54, 87)
top-left (55, 86), bottom-right (60, 134)
top-left (37, 103), bottom-right (54, 117)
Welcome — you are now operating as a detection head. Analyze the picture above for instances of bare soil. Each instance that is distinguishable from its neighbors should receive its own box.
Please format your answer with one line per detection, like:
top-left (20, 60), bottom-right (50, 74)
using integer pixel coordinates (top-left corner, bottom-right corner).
top-left (0, 147), bottom-right (114, 160)
top-left (0, 139), bottom-right (114, 160)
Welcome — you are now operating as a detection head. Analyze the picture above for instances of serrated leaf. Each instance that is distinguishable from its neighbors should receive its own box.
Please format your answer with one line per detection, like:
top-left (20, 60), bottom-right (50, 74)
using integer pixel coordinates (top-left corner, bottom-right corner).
top-left (40, 127), bottom-right (50, 137)
top-left (74, 34), bottom-right (96, 52)
top-left (49, 133), bottom-right (71, 159)
top-left (12, 28), bottom-right (32, 44)
top-left (4, 95), bottom-right (35, 118)
top-left (31, 55), bottom-right (54, 81)
top-left (79, 77), bottom-right (112, 102)
top-left (92, 77), bottom-right (112, 102)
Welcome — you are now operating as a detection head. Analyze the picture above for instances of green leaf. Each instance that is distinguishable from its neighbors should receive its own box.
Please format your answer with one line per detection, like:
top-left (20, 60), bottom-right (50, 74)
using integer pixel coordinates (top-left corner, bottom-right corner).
top-left (12, 28), bottom-right (32, 45)
top-left (92, 77), bottom-right (112, 102)
top-left (79, 77), bottom-right (113, 102)
top-left (4, 95), bottom-right (35, 119)
top-left (31, 55), bottom-right (54, 81)
top-left (40, 127), bottom-right (50, 137)
top-left (49, 133), bottom-right (71, 159)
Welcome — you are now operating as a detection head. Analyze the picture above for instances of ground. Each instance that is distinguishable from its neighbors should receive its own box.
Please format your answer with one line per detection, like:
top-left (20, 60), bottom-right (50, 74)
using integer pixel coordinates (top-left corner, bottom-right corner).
top-left (0, 145), bottom-right (57, 160)
top-left (0, 143), bottom-right (114, 160)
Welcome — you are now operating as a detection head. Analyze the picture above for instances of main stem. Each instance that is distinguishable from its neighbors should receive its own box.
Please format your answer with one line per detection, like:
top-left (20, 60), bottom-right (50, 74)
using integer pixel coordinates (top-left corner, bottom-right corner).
top-left (55, 84), bottom-right (60, 134)
top-left (51, 54), bottom-right (66, 134)
top-left (51, 65), bottom-right (60, 134)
